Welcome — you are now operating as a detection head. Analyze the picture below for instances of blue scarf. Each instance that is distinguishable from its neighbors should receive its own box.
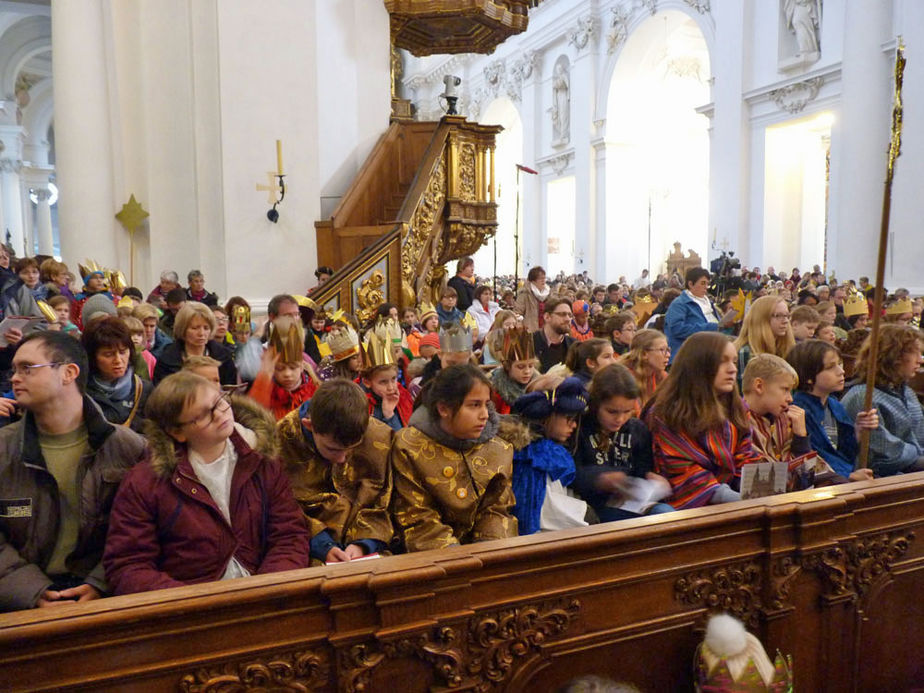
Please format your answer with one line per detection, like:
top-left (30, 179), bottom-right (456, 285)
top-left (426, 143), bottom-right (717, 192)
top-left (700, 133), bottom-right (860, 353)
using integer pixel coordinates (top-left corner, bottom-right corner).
top-left (511, 437), bottom-right (576, 535)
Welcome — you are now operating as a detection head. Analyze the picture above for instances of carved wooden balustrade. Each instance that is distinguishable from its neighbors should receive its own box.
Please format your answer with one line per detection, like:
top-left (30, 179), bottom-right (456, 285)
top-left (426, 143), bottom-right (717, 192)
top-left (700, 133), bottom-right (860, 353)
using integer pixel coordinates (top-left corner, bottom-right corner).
top-left (313, 116), bottom-right (500, 323)
top-left (3, 475), bottom-right (924, 691)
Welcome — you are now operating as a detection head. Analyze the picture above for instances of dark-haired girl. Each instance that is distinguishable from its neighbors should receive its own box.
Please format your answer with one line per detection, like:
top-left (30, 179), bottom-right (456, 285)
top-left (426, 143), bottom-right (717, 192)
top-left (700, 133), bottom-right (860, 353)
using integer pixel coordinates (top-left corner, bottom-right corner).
top-left (82, 316), bottom-right (152, 432)
top-left (564, 338), bottom-right (616, 386)
top-left (510, 377), bottom-right (590, 535)
top-left (644, 332), bottom-right (759, 509)
top-left (787, 339), bottom-right (878, 479)
top-left (390, 363), bottom-right (518, 551)
top-left (573, 364), bottom-right (672, 521)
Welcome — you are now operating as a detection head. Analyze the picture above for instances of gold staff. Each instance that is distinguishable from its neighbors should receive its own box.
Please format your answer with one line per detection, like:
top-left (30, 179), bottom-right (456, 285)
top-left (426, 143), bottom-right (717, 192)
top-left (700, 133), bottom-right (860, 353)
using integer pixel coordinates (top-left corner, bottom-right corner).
top-left (858, 37), bottom-right (905, 468)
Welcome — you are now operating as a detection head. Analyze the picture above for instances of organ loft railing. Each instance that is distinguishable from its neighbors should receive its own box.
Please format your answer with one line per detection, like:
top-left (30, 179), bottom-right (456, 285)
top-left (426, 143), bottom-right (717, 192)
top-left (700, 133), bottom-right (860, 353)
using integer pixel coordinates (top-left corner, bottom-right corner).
top-left (312, 116), bottom-right (500, 324)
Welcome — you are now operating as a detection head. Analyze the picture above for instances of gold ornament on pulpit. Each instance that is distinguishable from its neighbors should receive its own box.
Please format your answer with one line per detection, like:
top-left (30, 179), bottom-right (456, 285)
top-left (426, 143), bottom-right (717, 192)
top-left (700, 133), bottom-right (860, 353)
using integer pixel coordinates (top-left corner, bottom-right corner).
top-left (115, 194), bottom-right (149, 285)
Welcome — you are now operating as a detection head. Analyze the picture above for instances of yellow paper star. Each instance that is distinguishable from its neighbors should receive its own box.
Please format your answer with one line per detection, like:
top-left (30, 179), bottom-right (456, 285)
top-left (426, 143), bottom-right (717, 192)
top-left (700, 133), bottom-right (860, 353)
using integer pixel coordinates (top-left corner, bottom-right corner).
top-left (730, 289), bottom-right (753, 323)
top-left (115, 194), bottom-right (149, 234)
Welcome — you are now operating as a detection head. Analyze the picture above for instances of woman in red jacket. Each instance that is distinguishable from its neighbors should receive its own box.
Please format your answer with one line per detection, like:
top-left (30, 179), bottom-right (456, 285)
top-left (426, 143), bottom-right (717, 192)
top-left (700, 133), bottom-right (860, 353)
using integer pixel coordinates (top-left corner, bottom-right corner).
top-left (103, 371), bottom-right (310, 594)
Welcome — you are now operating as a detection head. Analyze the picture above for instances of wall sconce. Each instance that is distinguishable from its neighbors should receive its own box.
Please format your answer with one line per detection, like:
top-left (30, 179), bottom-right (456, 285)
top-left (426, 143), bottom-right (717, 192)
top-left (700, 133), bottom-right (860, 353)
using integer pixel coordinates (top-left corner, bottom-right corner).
top-left (256, 140), bottom-right (286, 223)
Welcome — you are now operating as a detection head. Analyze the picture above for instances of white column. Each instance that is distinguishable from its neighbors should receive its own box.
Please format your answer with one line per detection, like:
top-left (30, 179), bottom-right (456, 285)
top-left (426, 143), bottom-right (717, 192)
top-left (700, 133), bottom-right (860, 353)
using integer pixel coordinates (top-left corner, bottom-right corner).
top-left (709, 0), bottom-right (750, 264)
top-left (34, 188), bottom-right (54, 255)
top-left (0, 161), bottom-right (24, 256)
top-left (826, 1), bottom-right (890, 281)
top-left (51, 0), bottom-right (119, 266)
top-left (571, 48), bottom-right (595, 277)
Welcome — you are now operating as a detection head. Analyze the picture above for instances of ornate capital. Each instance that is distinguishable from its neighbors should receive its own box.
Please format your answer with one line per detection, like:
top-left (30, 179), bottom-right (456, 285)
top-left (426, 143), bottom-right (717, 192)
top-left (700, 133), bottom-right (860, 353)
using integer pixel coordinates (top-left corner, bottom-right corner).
top-left (507, 50), bottom-right (538, 102)
top-left (538, 152), bottom-right (574, 176)
top-left (483, 59), bottom-right (506, 96)
top-left (567, 15), bottom-right (598, 52)
top-left (769, 76), bottom-right (824, 114)
top-left (33, 188), bottom-right (52, 203)
top-left (0, 158), bottom-right (22, 174)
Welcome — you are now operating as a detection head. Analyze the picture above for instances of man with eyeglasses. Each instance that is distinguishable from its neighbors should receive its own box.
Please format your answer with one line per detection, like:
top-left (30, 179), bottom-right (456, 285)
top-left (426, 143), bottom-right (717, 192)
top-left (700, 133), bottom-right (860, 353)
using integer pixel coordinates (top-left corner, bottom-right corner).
top-left (0, 331), bottom-right (147, 612)
top-left (532, 297), bottom-right (576, 373)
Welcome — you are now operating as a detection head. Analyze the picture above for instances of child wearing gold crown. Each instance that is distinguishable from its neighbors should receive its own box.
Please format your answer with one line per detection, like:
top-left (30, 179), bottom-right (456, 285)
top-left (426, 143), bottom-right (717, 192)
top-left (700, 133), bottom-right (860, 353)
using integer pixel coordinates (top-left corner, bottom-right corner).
top-left (490, 326), bottom-right (538, 415)
top-left (360, 332), bottom-right (414, 431)
top-left (248, 317), bottom-right (318, 420)
top-left (277, 378), bottom-right (394, 565)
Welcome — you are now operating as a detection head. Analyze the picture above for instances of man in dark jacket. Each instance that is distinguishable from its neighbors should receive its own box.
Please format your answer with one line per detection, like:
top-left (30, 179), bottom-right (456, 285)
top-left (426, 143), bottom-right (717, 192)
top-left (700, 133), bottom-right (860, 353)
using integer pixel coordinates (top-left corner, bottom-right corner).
top-left (446, 257), bottom-right (476, 312)
top-left (532, 297), bottom-right (576, 373)
top-left (0, 331), bottom-right (146, 612)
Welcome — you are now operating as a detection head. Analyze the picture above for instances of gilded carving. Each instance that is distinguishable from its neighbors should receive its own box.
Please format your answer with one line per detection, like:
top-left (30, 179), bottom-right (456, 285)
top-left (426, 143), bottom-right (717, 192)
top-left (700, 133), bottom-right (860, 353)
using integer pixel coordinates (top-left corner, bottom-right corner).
top-left (466, 598), bottom-right (582, 688)
top-left (674, 561), bottom-right (762, 626)
top-left (458, 142), bottom-right (477, 202)
top-left (178, 649), bottom-right (330, 692)
top-left (445, 223), bottom-right (494, 260)
top-left (355, 269), bottom-right (386, 324)
top-left (401, 154), bottom-right (447, 305)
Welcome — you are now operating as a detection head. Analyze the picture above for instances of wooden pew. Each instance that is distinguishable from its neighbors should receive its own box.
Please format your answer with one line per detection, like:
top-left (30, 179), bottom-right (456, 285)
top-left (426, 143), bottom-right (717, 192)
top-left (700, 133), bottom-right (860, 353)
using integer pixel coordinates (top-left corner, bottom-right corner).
top-left (3, 475), bottom-right (924, 692)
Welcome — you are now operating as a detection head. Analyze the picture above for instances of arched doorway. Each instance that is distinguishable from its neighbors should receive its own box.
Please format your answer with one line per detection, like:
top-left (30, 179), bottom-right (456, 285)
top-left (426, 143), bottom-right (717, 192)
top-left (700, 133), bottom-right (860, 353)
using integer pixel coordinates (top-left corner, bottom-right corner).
top-left (605, 11), bottom-right (711, 280)
top-left (472, 96), bottom-right (523, 284)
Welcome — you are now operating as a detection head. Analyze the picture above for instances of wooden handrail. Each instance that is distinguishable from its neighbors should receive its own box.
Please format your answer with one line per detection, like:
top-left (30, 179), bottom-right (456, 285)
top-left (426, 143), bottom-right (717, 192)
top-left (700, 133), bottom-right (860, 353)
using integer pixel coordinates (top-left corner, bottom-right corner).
top-left (396, 120), bottom-right (454, 222)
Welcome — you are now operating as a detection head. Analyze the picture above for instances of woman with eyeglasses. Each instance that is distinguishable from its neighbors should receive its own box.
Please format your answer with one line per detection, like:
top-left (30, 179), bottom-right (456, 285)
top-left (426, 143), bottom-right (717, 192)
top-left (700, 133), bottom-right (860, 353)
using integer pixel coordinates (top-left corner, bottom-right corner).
top-left (618, 328), bottom-right (670, 408)
top-left (104, 371), bottom-right (310, 595)
top-left (733, 295), bottom-right (795, 388)
top-left (81, 317), bottom-right (152, 433)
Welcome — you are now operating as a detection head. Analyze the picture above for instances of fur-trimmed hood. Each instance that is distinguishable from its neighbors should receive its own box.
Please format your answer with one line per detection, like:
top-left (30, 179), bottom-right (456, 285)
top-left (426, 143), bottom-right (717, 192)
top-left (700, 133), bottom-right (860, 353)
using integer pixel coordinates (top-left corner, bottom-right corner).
top-left (144, 395), bottom-right (278, 478)
top-left (497, 415), bottom-right (534, 451)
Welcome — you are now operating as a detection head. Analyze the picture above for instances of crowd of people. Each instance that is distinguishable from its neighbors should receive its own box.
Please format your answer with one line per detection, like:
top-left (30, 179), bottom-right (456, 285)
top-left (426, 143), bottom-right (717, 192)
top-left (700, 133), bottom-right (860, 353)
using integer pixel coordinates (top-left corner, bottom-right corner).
top-left (0, 248), bottom-right (922, 613)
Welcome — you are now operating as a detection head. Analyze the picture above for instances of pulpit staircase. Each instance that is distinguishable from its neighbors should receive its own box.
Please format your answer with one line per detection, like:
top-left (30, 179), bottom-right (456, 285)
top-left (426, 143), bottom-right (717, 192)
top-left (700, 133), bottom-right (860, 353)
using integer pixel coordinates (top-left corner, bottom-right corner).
top-left (312, 116), bottom-right (500, 324)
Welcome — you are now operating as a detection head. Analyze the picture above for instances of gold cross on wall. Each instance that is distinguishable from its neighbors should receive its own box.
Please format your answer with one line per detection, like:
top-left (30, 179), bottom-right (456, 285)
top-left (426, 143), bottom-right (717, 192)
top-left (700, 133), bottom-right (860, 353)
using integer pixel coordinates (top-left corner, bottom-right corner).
top-left (256, 171), bottom-right (282, 205)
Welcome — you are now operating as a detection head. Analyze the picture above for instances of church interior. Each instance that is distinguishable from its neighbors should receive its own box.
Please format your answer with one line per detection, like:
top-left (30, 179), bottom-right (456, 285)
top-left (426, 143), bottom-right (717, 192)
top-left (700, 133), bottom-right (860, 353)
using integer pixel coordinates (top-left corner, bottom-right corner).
top-left (2, 1), bottom-right (924, 691)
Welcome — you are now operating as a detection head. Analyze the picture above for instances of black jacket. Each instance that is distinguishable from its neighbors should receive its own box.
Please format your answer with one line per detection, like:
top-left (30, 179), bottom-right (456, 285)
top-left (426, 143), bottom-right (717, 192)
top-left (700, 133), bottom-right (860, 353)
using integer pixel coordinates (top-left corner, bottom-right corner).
top-left (152, 339), bottom-right (238, 386)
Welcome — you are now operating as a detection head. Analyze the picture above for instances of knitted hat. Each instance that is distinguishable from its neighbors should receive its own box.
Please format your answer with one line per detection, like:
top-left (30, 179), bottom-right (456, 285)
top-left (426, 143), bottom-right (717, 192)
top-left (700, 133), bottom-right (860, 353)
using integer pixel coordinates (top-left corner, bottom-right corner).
top-left (419, 332), bottom-right (441, 351)
top-left (82, 293), bottom-right (117, 323)
top-left (572, 300), bottom-right (588, 316)
top-left (512, 376), bottom-right (589, 420)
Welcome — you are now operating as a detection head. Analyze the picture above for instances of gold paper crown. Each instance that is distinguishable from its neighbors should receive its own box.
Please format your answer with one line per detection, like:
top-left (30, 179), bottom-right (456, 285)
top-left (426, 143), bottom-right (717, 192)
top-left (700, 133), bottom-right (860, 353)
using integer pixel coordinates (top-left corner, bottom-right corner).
top-left (326, 323), bottom-right (360, 362)
top-left (439, 322), bottom-right (473, 353)
top-left (730, 289), bottom-right (753, 323)
top-left (418, 302), bottom-right (438, 324)
top-left (363, 332), bottom-right (396, 370)
top-left (373, 316), bottom-right (404, 345)
top-left (843, 293), bottom-right (868, 318)
top-left (499, 326), bottom-right (535, 363)
top-left (36, 300), bottom-right (57, 324)
top-left (268, 317), bottom-right (305, 364)
top-left (886, 297), bottom-right (913, 315)
top-left (232, 305), bottom-right (251, 329)
top-left (292, 294), bottom-right (319, 312)
top-left (108, 269), bottom-right (127, 294)
top-left (117, 296), bottom-right (135, 309)
top-left (696, 616), bottom-right (793, 692)
top-left (631, 294), bottom-right (656, 324)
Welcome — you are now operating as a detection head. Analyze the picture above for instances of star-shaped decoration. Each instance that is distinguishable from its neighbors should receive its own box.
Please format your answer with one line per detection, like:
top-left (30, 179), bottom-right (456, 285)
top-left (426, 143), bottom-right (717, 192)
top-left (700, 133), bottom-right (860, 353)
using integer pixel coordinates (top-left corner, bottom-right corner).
top-left (115, 194), bottom-right (149, 234)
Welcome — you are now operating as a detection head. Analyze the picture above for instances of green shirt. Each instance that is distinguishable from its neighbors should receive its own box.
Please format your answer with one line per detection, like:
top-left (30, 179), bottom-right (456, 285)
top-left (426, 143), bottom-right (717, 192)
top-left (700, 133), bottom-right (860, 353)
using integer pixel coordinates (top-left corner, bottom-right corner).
top-left (39, 425), bottom-right (89, 575)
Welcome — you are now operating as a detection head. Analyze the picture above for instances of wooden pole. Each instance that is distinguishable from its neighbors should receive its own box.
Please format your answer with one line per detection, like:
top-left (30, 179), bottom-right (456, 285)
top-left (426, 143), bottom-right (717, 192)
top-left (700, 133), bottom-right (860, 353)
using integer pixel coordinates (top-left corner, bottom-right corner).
top-left (857, 38), bottom-right (905, 468)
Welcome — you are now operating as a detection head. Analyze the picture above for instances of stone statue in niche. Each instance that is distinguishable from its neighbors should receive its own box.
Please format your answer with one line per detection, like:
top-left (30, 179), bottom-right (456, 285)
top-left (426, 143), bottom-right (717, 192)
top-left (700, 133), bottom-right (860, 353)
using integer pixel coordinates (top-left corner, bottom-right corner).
top-left (549, 61), bottom-right (570, 147)
top-left (783, 0), bottom-right (820, 56)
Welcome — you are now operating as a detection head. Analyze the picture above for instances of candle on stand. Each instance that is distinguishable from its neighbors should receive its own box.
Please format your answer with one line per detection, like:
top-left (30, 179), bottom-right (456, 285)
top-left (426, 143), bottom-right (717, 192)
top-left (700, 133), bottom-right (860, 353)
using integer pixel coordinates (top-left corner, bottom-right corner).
top-left (276, 139), bottom-right (284, 176)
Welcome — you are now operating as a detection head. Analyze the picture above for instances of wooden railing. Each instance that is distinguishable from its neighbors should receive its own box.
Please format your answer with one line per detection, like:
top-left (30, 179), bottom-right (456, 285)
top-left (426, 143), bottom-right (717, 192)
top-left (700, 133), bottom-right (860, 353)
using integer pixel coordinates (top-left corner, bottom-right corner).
top-left (312, 116), bottom-right (500, 321)
top-left (4, 475), bottom-right (924, 691)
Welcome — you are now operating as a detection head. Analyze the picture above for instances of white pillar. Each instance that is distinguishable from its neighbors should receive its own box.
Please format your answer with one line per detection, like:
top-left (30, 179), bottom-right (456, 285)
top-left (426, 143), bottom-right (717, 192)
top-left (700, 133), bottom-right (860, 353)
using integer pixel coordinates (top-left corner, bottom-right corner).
top-left (51, 0), bottom-right (119, 266)
top-left (571, 48), bottom-right (595, 277)
top-left (0, 161), bottom-right (24, 256)
top-left (827, 1), bottom-right (890, 282)
top-left (35, 188), bottom-right (54, 255)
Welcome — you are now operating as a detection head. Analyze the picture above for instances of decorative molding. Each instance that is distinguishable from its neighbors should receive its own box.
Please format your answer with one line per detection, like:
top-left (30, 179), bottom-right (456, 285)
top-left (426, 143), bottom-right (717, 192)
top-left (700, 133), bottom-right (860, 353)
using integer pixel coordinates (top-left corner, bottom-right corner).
top-left (607, 5), bottom-right (631, 55)
top-left (538, 151), bottom-right (574, 176)
top-left (484, 59), bottom-right (507, 97)
top-left (802, 530), bottom-right (916, 601)
top-left (507, 50), bottom-right (539, 102)
top-left (178, 648), bottom-right (330, 692)
top-left (768, 76), bottom-right (824, 114)
top-left (355, 268), bottom-right (387, 324)
top-left (768, 556), bottom-right (801, 611)
top-left (638, 0), bottom-right (658, 15)
top-left (567, 15), bottom-right (598, 52)
top-left (0, 158), bottom-right (23, 174)
top-left (340, 598), bottom-right (581, 693)
top-left (674, 560), bottom-right (762, 626)
top-left (683, 0), bottom-right (711, 14)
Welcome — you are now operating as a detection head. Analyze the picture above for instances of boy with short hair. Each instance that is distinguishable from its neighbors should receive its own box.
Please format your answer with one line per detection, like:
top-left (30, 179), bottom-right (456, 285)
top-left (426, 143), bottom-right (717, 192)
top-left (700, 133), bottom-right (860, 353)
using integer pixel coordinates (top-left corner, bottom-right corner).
top-left (790, 305), bottom-right (820, 341)
top-left (47, 295), bottom-right (80, 338)
top-left (182, 355), bottom-right (223, 388)
top-left (361, 333), bottom-right (414, 430)
top-left (276, 379), bottom-right (393, 564)
top-left (103, 371), bottom-right (310, 594)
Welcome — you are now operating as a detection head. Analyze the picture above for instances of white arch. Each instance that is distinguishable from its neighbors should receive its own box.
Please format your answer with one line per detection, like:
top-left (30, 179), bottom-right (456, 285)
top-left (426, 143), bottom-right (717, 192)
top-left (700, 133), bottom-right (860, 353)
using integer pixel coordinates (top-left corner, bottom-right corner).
top-left (21, 77), bottom-right (53, 164)
top-left (595, 0), bottom-right (715, 129)
top-left (0, 15), bottom-right (51, 98)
